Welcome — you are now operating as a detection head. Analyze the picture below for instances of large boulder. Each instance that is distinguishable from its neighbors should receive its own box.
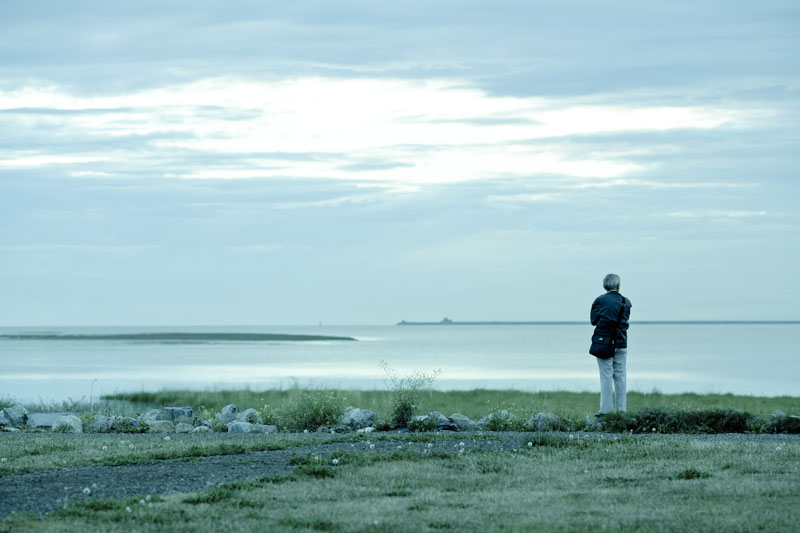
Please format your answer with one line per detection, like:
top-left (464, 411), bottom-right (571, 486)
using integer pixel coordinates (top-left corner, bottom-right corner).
top-left (771, 410), bottom-right (787, 422)
top-left (192, 426), bottom-right (213, 434)
top-left (27, 412), bottom-right (75, 430)
top-left (526, 413), bottom-right (563, 432)
top-left (341, 406), bottom-right (377, 430)
top-left (215, 405), bottom-right (239, 426)
top-left (0, 405), bottom-right (28, 428)
top-left (162, 407), bottom-right (194, 424)
top-left (236, 408), bottom-right (263, 425)
top-left (227, 421), bottom-right (277, 434)
top-left (52, 415), bottom-right (82, 433)
top-left (138, 409), bottom-right (163, 425)
top-left (175, 422), bottom-right (194, 434)
top-left (448, 413), bottom-right (477, 431)
top-left (428, 411), bottom-right (449, 426)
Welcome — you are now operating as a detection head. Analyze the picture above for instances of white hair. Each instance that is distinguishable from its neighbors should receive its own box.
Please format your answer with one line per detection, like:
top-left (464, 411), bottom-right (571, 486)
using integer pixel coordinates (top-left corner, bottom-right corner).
top-left (603, 273), bottom-right (620, 291)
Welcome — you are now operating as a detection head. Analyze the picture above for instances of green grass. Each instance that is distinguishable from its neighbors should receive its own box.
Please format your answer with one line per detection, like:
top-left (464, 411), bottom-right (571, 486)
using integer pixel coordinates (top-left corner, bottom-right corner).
top-left (0, 433), bottom-right (357, 477)
top-left (4, 436), bottom-right (799, 532)
top-left (101, 388), bottom-right (800, 421)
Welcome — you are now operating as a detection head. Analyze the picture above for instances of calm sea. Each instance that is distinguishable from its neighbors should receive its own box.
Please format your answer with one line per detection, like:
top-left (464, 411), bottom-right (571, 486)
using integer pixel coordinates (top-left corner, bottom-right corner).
top-left (0, 323), bottom-right (797, 403)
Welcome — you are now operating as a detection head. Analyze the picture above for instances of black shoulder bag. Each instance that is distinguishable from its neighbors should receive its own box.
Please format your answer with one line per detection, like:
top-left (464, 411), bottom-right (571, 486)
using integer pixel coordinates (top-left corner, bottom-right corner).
top-left (589, 295), bottom-right (626, 359)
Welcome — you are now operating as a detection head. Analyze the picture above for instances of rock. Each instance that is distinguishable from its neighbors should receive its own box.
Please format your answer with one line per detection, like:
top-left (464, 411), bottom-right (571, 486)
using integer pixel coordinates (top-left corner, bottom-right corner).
top-left (175, 422), bottom-right (194, 434)
top-left (428, 411), bottom-right (449, 425)
top-left (356, 426), bottom-right (376, 434)
top-left (227, 421), bottom-right (256, 433)
top-left (330, 424), bottom-right (352, 434)
top-left (162, 407), bottom-right (194, 424)
top-left (138, 409), bottom-right (163, 425)
top-left (526, 413), bottom-right (563, 432)
top-left (253, 424), bottom-right (278, 434)
top-left (771, 410), bottom-right (787, 421)
top-left (341, 406), bottom-right (377, 430)
top-left (215, 405), bottom-right (239, 426)
top-left (584, 415), bottom-right (604, 431)
top-left (27, 412), bottom-right (75, 430)
top-left (448, 413), bottom-right (477, 431)
top-left (236, 408), bottom-right (263, 425)
top-left (477, 410), bottom-right (517, 430)
top-left (316, 425), bottom-right (331, 433)
top-left (1, 405), bottom-right (28, 428)
top-left (192, 426), bottom-right (213, 433)
top-left (148, 420), bottom-right (175, 433)
top-left (2, 427), bottom-right (20, 432)
top-left (88, 415), bottom-right (113, 433)
top-left (435, 421), bottom-right (459, 432)
top-left (52, 415), bottom-right (82, 433)
top-left (111, 416), bottom-right (143, 433)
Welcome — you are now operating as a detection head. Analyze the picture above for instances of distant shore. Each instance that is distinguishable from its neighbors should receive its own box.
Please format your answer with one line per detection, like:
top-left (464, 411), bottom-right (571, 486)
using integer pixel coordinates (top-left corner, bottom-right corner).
top-left (397, 319), bottom-right (800, 326)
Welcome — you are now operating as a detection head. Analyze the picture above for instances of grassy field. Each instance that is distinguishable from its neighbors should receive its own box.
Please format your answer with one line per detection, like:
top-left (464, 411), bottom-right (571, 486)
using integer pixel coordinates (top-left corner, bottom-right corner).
top-left (2, 434), bottom-right (799, 532)
top-left (101, 388), bottom-right (800, 422)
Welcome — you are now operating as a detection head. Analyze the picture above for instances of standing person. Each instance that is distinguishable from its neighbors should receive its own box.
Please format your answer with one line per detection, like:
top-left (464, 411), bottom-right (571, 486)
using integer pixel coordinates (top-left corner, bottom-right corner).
top-left (590, 273), bottom-right (632, 416)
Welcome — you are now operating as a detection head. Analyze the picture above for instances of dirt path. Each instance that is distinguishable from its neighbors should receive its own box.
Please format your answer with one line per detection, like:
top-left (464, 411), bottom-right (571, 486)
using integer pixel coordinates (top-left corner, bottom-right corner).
top-left (2, 432), bottom-right (797, 518)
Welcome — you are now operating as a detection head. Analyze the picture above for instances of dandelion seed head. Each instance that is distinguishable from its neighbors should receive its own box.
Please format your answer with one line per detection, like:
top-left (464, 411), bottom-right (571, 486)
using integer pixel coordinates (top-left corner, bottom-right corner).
top-left (126, 507), bottom-right (132, 513)
top-left (139, 499), bottom-right (145, 505)
top-left (129, 444), bottom-right (135, 449)
top-left (83, 487), bottom-right (91, 495)
top-left (102, 446), bottom-right (108, 451)
top-left (459, 442), bottom-right (465, 447)
top-left (527, 442), bottom-right (533, 447)
top-left (397, 445), bottom-right (402, 450)
top-left (145, 495), bottom-right (151, 501)
top-left (458, 449), bottom-right (464, 454)
top-left (569, 434), bottom-right (575, 439)
top-left (303, 429), bottom-right (308, 434)
top-left (776, 446), bottom-right (782, 451)
top-left (332, 458), bottom-right (339, 465)
top-left (0, 458), bottom-right (6, 463)
top-left (164, 436), bottom-right (171, 441)
top-left (427, 443), bottom-right (433, 448)
top-left (313, 456), bottom-right (320, 462)
top-left (652, 427), bottom-right (657, 432)
top-left (369, 443), bottom-right (375, 449)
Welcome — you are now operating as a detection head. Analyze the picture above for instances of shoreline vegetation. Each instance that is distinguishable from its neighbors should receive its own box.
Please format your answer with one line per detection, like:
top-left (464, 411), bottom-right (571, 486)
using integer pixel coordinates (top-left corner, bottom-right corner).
top-left (2, 390), bottom-right (799, 531)
top-left (0, 332), bottom-right (357, 342)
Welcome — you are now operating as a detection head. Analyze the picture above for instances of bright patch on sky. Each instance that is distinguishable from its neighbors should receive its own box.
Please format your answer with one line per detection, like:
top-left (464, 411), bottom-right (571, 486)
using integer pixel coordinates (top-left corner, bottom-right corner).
top-left (0, 77), bottom-right (747, 186)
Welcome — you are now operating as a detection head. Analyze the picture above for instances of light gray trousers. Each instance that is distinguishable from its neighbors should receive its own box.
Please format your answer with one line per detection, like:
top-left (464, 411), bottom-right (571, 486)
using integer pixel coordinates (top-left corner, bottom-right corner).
top-left (596, 348), bottom-right (627, 413)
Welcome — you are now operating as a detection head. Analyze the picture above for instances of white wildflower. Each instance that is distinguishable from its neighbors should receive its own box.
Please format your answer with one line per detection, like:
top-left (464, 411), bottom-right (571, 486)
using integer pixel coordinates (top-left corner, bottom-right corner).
top-left (313, 456), bottom-right (320, 462)
top-left (459, 442), bottom-right (465, 447)
top-left (332, 458), bottom-right (339, 465)
top-left (164, 436), bottom-right (171, 441)
top-left (369, 443), bottom-right (375, 449)
top-left (303, 429), bottom-right (308, 434)
top-left (776, 446), bottom-right (782, 452)
top-left (102, 446), bottom-right (108, 451)
top-left (83, 487), bottom-right (91, 495)
top-left (427, 443), bottom-right (433, 448)
top-left (397, 445), bottom-right (402, 450)
top-left (652, 428), bottom-right (657, 432)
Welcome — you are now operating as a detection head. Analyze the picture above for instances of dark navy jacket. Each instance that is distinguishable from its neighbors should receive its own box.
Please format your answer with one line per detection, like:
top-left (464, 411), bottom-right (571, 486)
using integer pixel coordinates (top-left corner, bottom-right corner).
top-left (590, 291), bottom-right (632, 348)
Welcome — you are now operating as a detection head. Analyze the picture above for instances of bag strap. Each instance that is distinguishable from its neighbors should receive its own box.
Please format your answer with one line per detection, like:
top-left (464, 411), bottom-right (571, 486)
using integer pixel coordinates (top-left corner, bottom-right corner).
top-left (613, 293), bottom-right (627, 339)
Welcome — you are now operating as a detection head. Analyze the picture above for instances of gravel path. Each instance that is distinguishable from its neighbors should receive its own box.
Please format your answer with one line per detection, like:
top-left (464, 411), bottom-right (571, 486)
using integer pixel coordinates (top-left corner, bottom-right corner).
top-left (2, 432), bottom-right (798, 518)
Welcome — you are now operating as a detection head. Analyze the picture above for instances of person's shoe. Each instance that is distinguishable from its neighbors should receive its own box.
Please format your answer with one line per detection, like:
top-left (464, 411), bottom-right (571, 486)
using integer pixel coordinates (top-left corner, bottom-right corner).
top-left (594, 412), bottom-right (607, 419)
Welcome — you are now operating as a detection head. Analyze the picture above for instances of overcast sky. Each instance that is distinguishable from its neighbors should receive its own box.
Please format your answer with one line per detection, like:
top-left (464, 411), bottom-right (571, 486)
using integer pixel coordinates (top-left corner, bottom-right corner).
top-left (1, 1), bottom-right (798, 325)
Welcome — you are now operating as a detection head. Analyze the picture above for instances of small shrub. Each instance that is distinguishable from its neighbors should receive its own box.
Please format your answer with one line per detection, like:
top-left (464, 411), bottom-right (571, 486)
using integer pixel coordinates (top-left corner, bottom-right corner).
top-left (408, 417), bottom-right (436, 432)
top-left (296, 463), bottom-right (335, 479)
top-left (602, 409), bottom-right (752, 434)
top-left (183, 486), bottom-right (235, 505)
top-left (483, 411), bottom-right (524, 432)
top-left (380, 361), bottom-right (441, 428)
top-left (768, 415), bottom-right (800, 434)
top-left (277, 388), bottom-right (345, 431)
top-left (258, 404), bottom-right (279, 426)
top-left (674, 468), bottom-right (711, 480)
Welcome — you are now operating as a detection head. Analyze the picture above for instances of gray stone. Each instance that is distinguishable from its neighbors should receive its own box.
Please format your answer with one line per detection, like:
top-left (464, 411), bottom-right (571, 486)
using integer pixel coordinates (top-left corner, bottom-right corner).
top-left (584, 415), bottom-right (604, 432)
top-left (175, 422), bottom-right (194, 434)
top-left (236, 408), bottom-right (263, 425)
top-left (2, 427), bottom-right (20, 432)
top-left (477, 410), bottom-right (517, 430)
top-left (428, 411), bottom-right (449, 425)
top-left (111, 416), bottom-right (143, 433)
top-left (448, 413), bottom-right (477, 431)
top-left (356, 426), bottom-right (376, 434)
top-left (138, 409), bottom-right (163, 425)
top-left (88, 414), bottom-right (112, 433)
top-left (148, 420), bottom-right (175, 433)
top-left (227, 421), bottom-right (256, 433)
top-left (771, 410), bottom-right (787, 422)
top-left (316, 425), bottom-right (331, 433)
top-left (526, 413), bottom-right (563, 432)
top-left (52, 415), bottom-right (82, 433)
top-left (162, 407), bottom-right (195, 423)
top-left (341, 406), bottom-right (377, 430)
top-left (1, 405), bottom-right (28, 428)
top-left (253, 424), bottom-right (278, 434)
top-left (192, 425), bottom-right (213, 433)
top-left (216, 404), bottom-right (239, 426)
top-left (27, 412), bottom-right (75, 430)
